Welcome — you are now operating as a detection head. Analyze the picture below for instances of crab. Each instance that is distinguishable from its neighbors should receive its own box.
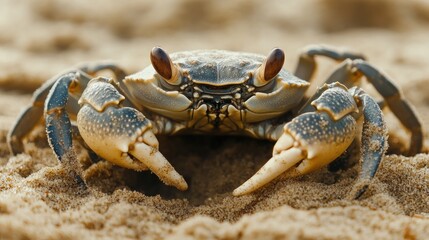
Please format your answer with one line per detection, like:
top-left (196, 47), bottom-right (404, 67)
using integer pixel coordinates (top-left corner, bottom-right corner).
top-left (7, 46), bottom-right (423, 198)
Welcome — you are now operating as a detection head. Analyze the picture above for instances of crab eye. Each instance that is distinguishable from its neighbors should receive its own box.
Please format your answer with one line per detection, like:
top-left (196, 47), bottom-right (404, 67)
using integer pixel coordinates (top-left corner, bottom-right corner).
top-left (254, 48), bottom-right (285, 87)
top-left (150, 47), bottom-right (181, 85)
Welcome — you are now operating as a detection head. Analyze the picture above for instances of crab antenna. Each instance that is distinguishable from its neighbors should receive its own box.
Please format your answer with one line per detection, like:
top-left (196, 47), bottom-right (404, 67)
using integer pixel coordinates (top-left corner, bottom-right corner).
top-left (150, 47), bottom-right (180, 84)
top-left (255, 48), bottom-right (285, 86)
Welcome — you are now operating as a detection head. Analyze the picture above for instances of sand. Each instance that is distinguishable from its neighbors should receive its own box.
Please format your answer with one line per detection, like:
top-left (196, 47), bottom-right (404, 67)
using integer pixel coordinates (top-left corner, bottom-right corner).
top-left (0, 0), bottom-right (429, 239)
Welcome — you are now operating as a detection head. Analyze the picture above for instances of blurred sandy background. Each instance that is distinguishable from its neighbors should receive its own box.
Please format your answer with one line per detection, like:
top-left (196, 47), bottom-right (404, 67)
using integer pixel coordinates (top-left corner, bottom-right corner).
top-left (0, 0), bottom-right (428, 239)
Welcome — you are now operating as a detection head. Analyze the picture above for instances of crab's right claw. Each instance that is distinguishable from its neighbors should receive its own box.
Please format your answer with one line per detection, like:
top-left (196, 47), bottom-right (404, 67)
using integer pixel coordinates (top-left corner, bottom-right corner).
top-left (233, 112), bottom-right (357, 196)
top-left (78, 105), bottom-right (188, 191)
top-left (77, 78), bottom-right (188, 191)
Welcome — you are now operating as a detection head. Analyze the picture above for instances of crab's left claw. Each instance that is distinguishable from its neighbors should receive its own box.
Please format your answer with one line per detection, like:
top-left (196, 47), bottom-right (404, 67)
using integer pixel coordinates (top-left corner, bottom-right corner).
top-left (232, 133), bottom-right (304, 196)
top-left (233, 85), bottom-right (361, 196)
top-left (127, 131), bottom-right (189, 191)
top-left (233, 112), bottom-right (357, 196)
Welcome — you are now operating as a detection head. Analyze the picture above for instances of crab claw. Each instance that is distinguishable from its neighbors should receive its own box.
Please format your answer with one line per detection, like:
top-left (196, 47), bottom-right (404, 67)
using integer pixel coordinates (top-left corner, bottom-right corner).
top-left (233, 111), bottom-right (357, 196)
top-left (77, 78), bottom-right (187, 191)
top-left (128, 131), bottom-right (188, 191)
top-left (232, 134), bottom-right (302, 196)
top-left (78, 105), bottom-right (188, 191)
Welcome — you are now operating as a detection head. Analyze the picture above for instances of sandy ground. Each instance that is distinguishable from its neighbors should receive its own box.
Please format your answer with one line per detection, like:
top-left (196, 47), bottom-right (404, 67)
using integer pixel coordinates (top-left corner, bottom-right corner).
top-left (0, 0), bottom-right (429, 239)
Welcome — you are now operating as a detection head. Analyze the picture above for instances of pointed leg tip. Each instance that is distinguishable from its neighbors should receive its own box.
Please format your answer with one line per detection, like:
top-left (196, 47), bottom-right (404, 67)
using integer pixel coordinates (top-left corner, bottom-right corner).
top-left (131, 143), bottom-right (189, 191)
top-left (157, 169), bottom-right (189, 192)
top-left (232, 182), bottom-right (255, 196)
top-left (232, 148), bottom-right (304, 197)
top-left (175, 178), bottom-right (188, 191)
top-left (232, 188), bottom-right (246, 197)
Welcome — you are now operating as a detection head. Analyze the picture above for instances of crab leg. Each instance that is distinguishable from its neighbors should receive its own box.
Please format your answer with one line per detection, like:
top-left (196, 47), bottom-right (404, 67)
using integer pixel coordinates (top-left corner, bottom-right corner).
top-left (295, 46), bottom-right (422, 155)
top-left (353, 90), bottom-right (387, 198)
top-left (44, 71), bottom-right (106, 161)
top-left (330, 59), bottom-right (422, 155)
top-left (79, 63), bottom-right (127, 81)
top-left (8, 63), bottom-right (128, 156)
top-left (353, 60), bottom-right (422, 155)
top-left (7, 71), bottom-right (87, 155)
top-left (294, 45), bottom-right (366, 81)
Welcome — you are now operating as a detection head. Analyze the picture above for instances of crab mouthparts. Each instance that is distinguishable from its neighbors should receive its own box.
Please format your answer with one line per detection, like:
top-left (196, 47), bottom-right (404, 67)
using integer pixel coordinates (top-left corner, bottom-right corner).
top-left (198, 97), bottom-right (232, 127)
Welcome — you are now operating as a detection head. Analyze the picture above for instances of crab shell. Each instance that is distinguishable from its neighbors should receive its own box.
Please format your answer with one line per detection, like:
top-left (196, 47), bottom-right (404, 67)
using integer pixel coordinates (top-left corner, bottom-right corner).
top-left (119, 50), bottom-right (309, 135)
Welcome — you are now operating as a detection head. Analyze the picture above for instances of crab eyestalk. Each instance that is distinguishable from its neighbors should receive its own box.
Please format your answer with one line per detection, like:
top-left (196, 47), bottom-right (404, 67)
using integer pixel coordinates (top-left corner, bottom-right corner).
top-left (253, 48), bottom-right (285, 87)
top-left (150, 47), bottom-right (181, 85)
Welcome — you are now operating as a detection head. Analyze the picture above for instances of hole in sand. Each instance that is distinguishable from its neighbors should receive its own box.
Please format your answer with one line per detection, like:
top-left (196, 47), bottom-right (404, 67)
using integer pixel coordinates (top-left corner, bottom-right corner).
top-left (122, 135), bottom-right (272, 205)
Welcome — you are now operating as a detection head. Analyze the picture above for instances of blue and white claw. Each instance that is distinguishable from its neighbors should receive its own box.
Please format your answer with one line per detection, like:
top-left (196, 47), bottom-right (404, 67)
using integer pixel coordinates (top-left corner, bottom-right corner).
top-left (77, 77), bottom-right (188, 191)
top-left (233, 83), bottom-right (387, 197)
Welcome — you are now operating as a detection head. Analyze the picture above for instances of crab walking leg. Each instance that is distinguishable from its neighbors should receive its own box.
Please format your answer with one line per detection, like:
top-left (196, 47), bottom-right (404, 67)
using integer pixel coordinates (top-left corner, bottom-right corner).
top-left (352, 91), bottom-right (388, 198)
top-left (79, 63), bottom-right (127, 81)
top-left (77, 78), bottom-right (188, 190)
top-left (8, 106), bottom-right (44, 154)
top-left (44, 72), bottom-right (97, 161)
top-left (353, 60), bottom-right (422, 155)
top-left (39, 72), bottom-right (100, 187)
top-left (7, 71), bottom-right (89, 155)
top-left (332, 59), bottom-right (422, 155)
top-left (7, 63), bottom-right (126, 156)
top-left (8, 80), bottom-right (52, 154)
top-left (234, 84), bottom-right (359, 196)
top-left (294, 45), bottom-right (366, 82)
